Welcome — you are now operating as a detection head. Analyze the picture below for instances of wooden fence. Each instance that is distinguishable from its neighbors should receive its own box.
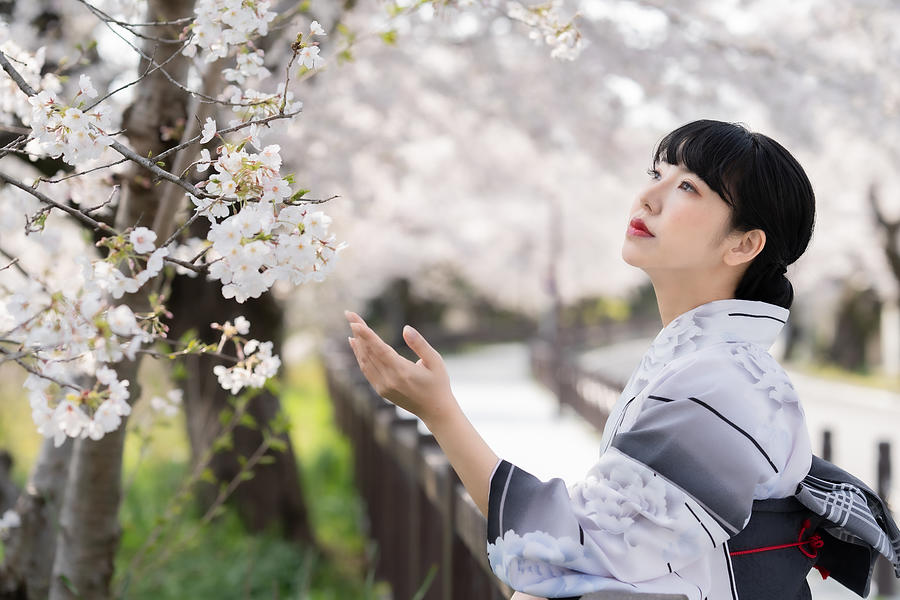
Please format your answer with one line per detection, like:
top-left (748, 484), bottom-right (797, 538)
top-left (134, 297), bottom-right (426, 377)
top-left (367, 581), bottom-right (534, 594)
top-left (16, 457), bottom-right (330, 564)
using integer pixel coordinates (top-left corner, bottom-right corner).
top-left (321, 340), bottom-right (687, 600)
top-left (529, 338), bottom-right (625, 432)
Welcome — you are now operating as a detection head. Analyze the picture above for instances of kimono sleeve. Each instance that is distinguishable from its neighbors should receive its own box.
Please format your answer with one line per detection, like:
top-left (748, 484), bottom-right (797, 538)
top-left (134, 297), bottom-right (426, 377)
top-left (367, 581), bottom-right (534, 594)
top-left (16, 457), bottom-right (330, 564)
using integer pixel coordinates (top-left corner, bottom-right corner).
top-left (485, 348), bottom-right (810, 597)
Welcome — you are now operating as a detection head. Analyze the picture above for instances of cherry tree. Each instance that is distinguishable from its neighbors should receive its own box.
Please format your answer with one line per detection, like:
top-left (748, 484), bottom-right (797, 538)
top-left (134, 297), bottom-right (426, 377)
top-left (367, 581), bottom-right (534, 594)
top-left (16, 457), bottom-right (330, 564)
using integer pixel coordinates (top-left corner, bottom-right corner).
top-left (0, 0), bottom-right (583, 597)
top-left (271, 0), bottom-right (900, 342)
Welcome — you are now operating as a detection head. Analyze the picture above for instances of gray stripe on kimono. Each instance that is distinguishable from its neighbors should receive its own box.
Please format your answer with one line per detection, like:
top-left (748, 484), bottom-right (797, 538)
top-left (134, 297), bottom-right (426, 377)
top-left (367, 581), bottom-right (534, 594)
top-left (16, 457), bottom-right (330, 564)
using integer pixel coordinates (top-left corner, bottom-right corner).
top-left (611, 392), bottom-right (779, 535)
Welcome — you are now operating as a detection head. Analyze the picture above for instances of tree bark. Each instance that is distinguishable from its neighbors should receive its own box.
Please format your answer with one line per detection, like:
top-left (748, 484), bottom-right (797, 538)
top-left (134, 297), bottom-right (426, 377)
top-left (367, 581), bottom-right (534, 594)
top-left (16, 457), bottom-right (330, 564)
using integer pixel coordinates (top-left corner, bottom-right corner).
top-left (47, 363), bottom-right (135, 600)
top-left (47, 1), bottom-right (193, 597)
top-left (0, 439), bottom-right (72, 600)
top-left (167, 265), bottom-right (314, 543)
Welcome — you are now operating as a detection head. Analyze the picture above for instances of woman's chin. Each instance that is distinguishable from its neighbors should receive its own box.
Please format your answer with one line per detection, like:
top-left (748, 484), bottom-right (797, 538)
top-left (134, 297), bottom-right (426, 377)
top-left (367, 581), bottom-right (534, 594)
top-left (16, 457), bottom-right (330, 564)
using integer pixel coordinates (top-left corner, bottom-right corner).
top-left (621, 243), bottom-right (643, 268)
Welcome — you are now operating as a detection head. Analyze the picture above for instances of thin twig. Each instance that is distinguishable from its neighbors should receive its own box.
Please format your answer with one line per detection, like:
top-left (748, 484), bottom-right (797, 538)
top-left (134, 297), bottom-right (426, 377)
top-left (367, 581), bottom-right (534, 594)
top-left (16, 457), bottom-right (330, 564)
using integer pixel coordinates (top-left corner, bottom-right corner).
top-left (0, 134), bottom-right (29, 160)
top-left (38, 158), bottom-right (129, 184)
top-left (0, 50), bottom-right (37, 95)
top-left (0, 169), bottom-right (117, 234)
top-left (0, 245), bottom-right (29, 278)
top-left (84, 184), bottom-right (120, 214)
top-left (77, 0), bottom-right (187, 44)
top-left (0, 348), bottom-right (81, 390)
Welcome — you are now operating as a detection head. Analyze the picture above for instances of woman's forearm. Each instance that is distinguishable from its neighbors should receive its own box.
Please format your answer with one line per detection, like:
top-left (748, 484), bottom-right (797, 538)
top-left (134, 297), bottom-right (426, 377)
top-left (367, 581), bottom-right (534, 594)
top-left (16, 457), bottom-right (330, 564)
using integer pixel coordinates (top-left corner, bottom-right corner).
top-left (422, 396), bottom-right (499, 518)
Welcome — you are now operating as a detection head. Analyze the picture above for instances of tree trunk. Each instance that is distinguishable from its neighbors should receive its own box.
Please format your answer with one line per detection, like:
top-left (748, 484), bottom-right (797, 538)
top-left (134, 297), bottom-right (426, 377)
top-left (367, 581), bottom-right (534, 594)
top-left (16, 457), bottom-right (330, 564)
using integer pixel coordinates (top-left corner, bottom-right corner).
top-left (47, 1), bottom-right (193, 597)
top-left (167, 265), bottom-right (314, 543)
top-left (48, 363), bottom-right (135, 600)
top-left (0, 439), bottom-right (72, 600)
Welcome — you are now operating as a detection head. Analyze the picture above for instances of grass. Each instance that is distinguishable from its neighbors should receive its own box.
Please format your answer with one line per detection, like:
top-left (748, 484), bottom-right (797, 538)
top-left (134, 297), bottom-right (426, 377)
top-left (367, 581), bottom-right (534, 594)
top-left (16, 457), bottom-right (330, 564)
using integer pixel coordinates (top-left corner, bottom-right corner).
top-left (0, 356), bottom-right (385, 599)
top-left (788, 359), bottom-right (900, 392)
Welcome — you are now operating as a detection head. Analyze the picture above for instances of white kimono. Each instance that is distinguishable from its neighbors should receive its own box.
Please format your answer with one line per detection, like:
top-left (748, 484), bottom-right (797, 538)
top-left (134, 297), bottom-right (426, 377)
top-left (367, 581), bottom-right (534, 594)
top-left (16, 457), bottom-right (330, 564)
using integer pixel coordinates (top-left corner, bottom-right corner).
top-left (486, 298), bottom-right (813, 599)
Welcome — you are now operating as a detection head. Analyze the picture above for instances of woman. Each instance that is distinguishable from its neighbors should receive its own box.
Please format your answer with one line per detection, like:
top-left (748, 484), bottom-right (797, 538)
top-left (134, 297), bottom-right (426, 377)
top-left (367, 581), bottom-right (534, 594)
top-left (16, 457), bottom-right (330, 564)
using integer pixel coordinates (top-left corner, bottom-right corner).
top-left (345, 119), bottom-right (817, 599)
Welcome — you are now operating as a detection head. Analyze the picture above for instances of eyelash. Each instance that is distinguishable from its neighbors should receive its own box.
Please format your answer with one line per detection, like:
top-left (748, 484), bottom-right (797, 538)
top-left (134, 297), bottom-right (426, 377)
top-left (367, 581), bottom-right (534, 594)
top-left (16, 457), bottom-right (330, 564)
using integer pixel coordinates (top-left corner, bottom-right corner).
top-left (646, 168), bottom-right (698, 193)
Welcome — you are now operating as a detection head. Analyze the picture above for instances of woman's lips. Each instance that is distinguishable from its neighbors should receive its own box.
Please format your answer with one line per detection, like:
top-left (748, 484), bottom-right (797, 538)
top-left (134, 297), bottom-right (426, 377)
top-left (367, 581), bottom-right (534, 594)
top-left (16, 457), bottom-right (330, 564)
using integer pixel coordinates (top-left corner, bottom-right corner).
top-left (627, 218), bottom-right (654, 238)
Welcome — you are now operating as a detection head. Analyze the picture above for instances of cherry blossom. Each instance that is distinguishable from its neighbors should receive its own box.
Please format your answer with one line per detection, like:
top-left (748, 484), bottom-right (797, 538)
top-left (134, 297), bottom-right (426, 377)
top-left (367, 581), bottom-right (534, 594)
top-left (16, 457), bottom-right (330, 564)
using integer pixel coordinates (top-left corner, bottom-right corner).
top-left (0, 509), bottom-right (21, 535)
top-left (129, 227), bottom-right (157, 254)
top-left (299, 46), bottom-right (324, 70)
top-left (25, 88), bottom-right (116, 166)
top-left (200, 117), bottom-right (217, 144)
top-left (182, 0), bottom-right (277, 62)
top-left (149, 389), bottom-right (183, 417)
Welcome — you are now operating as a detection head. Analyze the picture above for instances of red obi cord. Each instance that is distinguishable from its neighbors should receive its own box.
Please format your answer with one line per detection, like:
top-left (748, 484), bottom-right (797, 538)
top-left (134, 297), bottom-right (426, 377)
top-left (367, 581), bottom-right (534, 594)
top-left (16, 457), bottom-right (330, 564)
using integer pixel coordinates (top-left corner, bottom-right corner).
top-left (730, 519), bottom-right (830, 579)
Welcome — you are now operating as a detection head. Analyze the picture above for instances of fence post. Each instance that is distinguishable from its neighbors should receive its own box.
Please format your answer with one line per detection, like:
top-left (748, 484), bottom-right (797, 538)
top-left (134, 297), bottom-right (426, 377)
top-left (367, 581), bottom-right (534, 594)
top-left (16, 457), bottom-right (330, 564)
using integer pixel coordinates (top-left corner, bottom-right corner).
top-left (822, 429), bottom-right (832, 462)
top-left (875, 441), bottom-right (894, 597)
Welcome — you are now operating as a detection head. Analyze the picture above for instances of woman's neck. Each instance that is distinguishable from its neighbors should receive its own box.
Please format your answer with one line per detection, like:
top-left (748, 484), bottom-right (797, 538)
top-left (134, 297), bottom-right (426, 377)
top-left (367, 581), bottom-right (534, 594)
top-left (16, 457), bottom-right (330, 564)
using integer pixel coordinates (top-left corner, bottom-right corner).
top-left (649, 272), bottom-right (738, 327)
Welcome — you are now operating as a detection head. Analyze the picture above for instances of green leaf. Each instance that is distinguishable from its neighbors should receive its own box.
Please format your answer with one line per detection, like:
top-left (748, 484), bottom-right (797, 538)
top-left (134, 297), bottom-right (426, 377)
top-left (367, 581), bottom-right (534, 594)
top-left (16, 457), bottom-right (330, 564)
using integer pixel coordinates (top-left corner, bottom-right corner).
top-left (268, 436), bottom-right (288, 453)
top-left (411, 564), bottom-right (438, 600)
top-left (380, 30), bottom-right (398, 45)
top-left (57, 574), bottom-right (80, 596)
top-left (218, 407), bottom-right (234, 426)
top-left (238, 412), bottom-right (257, 429)
top-left (258, 455), bottom-right (276, 465)
top-left (337, 48), bottom-right (354, 64)
top-left (239, 470), bottom-right (255, 481)
top-left (172, 361), bottom-right (188, 381)
top-left (200, 467), bottom-right (216, 484)
top-left (212, 433), bottom-right (233, 453)
top-left (289, 188), bottom-right (310, 202)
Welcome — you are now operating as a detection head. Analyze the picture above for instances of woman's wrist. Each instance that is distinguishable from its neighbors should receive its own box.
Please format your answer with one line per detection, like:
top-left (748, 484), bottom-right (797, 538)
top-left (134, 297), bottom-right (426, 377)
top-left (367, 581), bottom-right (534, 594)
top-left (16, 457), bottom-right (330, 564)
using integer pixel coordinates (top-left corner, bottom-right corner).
top-left (419, 391), bottom-right (461, 432)
top-left (420, 396), bottom-right (499, 516)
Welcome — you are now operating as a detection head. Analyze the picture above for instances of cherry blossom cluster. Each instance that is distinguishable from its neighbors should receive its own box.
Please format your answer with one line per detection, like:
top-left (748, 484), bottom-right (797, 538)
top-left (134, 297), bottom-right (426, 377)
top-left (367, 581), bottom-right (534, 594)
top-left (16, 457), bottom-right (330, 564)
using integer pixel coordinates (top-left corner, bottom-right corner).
top-left (182, 0), bottom-right (277, 62)
top-left (224, 82), bottom-right (303, 124)
top-left (0, 24), bottom-right (61, 126)
top-left (505, 0), bottom-right (585, 60)
top-left (25, 76), bottom-right (116, 166)
top-left (150, 389), bottom-right (183, 417)
top-left (223, 47), bottom-right (270, 84)
top-left (204, 203), bottom-right (345, 303)
top-left (188, 138), bottom-right (346, 302)
top-left (6, 289), bottom-right (149, 445)
top-left (28, 364), bottom-right (133, 447)
top-left (87, 227), bottom-right (170, 299)
top-left (210, 317), bottom-right (281, 394)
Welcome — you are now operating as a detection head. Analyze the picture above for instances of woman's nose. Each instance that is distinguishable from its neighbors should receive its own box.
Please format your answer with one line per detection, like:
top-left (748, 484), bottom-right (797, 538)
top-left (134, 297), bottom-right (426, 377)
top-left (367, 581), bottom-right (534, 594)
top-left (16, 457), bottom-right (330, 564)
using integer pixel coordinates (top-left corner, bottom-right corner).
top-left (638, 184), bottom-right (660, 214)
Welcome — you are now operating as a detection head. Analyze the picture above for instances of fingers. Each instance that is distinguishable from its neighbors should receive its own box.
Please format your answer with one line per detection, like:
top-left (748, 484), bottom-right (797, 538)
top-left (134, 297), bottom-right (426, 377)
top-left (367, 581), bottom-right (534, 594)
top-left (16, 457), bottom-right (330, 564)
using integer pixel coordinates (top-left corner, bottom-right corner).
top-left (348, 334), bottom-right (387, 391)
top-left (345, 311), bottom-right (403, 386)
top-left (401, 324), bottom-right (440, 370)
top-left (347, 322), bottom-right (399, 372)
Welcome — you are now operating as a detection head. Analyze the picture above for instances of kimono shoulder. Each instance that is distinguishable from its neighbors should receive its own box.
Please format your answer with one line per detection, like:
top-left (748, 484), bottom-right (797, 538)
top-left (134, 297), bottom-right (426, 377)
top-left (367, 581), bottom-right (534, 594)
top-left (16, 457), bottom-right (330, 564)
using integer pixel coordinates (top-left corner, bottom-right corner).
top-left (611, 341), bottom-right (812, 533)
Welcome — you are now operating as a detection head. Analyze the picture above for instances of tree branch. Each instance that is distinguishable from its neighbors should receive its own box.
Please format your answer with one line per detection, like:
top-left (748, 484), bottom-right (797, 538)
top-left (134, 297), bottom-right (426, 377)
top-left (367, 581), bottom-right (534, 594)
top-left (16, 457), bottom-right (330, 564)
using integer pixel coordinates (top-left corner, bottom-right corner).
top-left (0, 170), bottom-right (117, 234)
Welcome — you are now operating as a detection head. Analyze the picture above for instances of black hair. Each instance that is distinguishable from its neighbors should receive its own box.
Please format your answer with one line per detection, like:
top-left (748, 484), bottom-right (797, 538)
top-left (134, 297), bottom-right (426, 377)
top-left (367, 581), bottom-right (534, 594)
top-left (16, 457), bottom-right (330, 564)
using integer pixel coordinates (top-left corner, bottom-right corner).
top-left (652, 119), bottom-right (816, 309)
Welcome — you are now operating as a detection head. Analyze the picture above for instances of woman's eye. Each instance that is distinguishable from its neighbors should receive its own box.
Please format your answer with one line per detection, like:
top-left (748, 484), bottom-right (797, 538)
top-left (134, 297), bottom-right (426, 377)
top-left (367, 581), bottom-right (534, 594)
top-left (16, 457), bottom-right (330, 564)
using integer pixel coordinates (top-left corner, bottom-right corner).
top-left (679, 180), bottom-right (697, 193)
top-left (646, 168), bottom-right (660, 179)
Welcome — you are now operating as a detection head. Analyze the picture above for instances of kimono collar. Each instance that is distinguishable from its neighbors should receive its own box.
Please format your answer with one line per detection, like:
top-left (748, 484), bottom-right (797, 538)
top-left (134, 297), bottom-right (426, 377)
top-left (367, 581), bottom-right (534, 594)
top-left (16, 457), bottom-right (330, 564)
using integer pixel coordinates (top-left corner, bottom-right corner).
top-left (658, 298), bottom-right (789, 352)
top-left (624, 298), bottom-right (790, 398)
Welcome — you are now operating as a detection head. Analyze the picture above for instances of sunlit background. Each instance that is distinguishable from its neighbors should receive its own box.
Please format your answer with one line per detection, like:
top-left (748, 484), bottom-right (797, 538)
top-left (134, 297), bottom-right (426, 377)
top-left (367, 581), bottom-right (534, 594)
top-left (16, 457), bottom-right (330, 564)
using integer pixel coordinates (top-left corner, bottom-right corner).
top-left (1, 0), bottom-right (899, 598)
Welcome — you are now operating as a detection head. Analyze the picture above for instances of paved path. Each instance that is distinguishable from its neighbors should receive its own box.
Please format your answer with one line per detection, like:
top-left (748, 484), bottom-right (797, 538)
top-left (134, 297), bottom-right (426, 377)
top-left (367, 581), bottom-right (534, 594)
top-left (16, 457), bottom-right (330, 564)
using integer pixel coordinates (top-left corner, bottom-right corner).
top-left (431, 341), bottom-right (898, 600)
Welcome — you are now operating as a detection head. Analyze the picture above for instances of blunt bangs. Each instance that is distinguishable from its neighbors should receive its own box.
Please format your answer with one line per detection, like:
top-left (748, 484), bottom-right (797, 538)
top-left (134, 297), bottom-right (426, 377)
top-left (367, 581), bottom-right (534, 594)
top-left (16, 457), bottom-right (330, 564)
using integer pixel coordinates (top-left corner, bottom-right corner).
top-left (652, 120), bottom-right (757, 209)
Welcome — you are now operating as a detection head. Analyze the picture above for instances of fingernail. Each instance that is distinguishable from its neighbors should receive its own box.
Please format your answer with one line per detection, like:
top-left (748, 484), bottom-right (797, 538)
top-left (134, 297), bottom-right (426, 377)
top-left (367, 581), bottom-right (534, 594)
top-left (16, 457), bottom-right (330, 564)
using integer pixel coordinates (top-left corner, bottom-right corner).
top-left (403, 324), bottom-right (418, 338)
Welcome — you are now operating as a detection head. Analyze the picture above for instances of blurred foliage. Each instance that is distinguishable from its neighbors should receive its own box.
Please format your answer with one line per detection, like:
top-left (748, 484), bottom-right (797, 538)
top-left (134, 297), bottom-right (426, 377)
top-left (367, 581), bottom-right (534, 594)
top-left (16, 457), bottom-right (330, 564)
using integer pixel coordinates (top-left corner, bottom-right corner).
top-left (0, 357), bottom-right (384, 599)
top-left (0, 364), bottom-right (39, 487)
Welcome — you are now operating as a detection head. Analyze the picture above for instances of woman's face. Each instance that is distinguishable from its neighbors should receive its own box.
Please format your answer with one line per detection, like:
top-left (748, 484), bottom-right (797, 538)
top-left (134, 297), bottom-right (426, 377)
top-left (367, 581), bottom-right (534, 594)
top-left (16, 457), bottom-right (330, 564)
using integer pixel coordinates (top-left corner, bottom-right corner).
top-left (621, 161), bottom-right (737, 276)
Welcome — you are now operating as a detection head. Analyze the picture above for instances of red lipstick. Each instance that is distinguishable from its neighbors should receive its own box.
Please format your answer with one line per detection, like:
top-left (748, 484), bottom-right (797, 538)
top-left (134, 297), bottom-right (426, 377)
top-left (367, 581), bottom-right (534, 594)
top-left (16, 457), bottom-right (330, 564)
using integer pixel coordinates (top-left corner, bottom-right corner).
top-left (627, 217), bottom-right (654, 238)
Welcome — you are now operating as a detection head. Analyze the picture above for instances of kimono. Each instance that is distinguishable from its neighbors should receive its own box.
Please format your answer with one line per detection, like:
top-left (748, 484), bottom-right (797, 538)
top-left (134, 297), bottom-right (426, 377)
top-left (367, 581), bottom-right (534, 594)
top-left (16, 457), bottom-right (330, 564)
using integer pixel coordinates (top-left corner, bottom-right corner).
top-left (486, 298), bottom-right (815, 599)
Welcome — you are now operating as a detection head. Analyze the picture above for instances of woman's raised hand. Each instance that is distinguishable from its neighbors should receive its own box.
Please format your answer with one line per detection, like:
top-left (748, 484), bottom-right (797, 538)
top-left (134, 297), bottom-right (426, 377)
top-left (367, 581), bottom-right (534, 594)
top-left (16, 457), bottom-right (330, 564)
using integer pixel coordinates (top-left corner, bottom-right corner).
top-left (344, 310), bottom-right (454, 424)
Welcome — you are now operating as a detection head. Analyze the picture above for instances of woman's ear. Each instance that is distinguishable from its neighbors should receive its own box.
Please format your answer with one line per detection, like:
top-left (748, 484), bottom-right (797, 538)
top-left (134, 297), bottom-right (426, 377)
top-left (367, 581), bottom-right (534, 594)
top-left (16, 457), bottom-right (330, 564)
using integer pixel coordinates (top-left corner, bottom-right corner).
top-left (724, 228), bottom-right (766, 267)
